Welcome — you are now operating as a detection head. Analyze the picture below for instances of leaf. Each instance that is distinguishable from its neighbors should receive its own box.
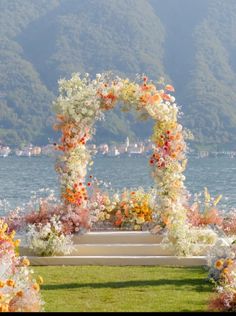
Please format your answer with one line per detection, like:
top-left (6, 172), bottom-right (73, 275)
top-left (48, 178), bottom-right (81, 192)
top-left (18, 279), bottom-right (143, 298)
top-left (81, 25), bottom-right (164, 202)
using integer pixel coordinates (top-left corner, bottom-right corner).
top-left (213, 194), bottom-right (222, 206)
top-left (204, 187), bottom-right (211, 203)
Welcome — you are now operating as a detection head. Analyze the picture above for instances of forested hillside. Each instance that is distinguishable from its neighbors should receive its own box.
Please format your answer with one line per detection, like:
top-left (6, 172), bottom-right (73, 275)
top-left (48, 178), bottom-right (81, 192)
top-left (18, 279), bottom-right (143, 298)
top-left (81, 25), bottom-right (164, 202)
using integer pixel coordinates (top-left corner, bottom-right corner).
top-left (0, 0), bottom-right (236, 149)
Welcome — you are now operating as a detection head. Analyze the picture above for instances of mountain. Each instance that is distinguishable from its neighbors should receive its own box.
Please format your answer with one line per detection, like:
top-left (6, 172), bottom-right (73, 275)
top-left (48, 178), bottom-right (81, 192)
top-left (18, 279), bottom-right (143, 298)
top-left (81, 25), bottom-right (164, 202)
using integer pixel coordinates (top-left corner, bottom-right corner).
top-left (0, 0), bottom-right (236, 150)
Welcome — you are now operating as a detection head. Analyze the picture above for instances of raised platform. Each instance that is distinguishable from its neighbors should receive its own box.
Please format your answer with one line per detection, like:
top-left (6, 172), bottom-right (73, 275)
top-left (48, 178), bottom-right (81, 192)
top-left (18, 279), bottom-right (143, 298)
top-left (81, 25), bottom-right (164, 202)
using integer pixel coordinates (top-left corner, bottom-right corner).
top-left (19, 231), bottom-right (210, 266)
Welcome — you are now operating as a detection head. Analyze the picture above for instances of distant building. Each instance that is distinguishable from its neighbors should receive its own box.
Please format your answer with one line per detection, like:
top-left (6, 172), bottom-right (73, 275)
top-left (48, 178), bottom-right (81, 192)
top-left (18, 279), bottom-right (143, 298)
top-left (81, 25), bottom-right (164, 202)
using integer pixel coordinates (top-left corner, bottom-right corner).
top-left (107, 146), bottom-right (120, 157)
top-left (117, 144), bottom-right (128, 154)
top-left (31, 146), bottom-right (42, 156)
top-left (127, 143), bottom-right (144, 155)
top-left (126, 137), bottom-right (130, 148)
top-left (0, 146), bottom-right (11, 157)
top-left (98, 144), bottom-right (109, 155)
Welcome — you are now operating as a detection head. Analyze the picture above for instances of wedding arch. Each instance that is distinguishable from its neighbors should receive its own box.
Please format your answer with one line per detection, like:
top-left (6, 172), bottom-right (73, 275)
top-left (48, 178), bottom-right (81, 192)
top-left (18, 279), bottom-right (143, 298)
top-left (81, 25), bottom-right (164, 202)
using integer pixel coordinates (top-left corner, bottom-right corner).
top-left (53, 72), bottom-right (192, 255)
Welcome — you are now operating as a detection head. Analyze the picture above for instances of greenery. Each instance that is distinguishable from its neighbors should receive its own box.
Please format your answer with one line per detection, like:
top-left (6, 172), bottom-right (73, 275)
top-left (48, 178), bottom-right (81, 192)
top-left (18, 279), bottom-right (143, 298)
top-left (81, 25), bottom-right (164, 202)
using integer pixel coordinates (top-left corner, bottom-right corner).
top-left (34, 265), bottom-right (213, 312)
top-left (0, 0), bottom-right (236, 148)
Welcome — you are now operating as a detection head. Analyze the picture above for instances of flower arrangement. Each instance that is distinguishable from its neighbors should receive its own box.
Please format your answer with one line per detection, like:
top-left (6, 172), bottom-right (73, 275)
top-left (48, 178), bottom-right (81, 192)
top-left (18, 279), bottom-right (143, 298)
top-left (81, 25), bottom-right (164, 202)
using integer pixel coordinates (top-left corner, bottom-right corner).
top-left (53, 72), bottom-right (192, 255)
top-left (187, 188), bottom-right (223, 227)
top-left (222, 210), bottom-right (236, 236)
top-left (206, 234), bottom-right (236, 312)
top-left (26, 214), bottom-right (75, 256)
top-left (94, 187), bottom-right (156, 230)
top-left (0, 219), bottom-right (44, 312)
top-left (23, 193), bottom-right (91, 235)
top-left (4, 191), bottom-right (78, 256)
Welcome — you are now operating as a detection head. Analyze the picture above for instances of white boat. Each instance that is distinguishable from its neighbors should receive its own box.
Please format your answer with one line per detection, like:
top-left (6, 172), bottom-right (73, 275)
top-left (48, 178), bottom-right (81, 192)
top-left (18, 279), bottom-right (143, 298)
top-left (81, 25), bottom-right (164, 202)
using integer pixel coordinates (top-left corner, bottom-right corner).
top-left (0, 146), bottom-right (11, 157)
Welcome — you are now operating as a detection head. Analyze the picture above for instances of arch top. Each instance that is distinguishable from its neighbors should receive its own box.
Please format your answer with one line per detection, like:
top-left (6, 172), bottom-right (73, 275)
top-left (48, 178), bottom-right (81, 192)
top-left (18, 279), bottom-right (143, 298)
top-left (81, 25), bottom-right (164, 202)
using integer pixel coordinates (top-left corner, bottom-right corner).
top-left (53, 72), bottom-right (191, 255)
top-left (54, 72), bottom-right (178, 128)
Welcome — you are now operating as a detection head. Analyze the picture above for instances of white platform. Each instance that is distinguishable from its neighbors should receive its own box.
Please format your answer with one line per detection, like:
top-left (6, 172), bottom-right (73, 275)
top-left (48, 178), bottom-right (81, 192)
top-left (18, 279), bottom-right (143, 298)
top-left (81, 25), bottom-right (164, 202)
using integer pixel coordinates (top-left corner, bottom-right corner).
top-left (19, 231), bottom-right (210, 266)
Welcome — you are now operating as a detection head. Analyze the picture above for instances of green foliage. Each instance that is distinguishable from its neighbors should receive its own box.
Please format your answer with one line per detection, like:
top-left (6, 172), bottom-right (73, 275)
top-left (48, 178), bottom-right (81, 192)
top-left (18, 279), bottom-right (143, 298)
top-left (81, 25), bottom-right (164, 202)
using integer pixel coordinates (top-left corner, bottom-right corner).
top-left (0, 0), bottom-right (236, 148)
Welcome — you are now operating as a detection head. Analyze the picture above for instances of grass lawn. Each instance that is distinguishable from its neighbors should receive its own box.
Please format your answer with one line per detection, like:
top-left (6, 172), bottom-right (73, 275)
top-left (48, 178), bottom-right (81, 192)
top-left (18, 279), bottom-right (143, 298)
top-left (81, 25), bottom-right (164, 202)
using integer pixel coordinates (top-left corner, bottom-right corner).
top-left (33, 266), bottom-right (213, 312)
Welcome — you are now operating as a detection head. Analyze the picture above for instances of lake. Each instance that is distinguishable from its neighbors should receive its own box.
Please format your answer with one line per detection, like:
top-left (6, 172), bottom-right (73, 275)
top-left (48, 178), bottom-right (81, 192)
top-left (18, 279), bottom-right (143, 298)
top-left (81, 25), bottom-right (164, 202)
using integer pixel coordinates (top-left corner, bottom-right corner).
top-left (0, 155), bottom-right (235, 214)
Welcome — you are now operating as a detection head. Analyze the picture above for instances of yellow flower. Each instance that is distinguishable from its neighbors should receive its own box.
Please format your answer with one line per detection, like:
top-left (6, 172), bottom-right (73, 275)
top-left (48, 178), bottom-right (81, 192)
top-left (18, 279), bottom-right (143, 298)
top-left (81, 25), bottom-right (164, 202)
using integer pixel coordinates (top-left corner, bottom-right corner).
top-left (0, 281), bottom-right (5, 288)
top-left (0, 304), bottom-right (9, 312)
top-left (2, 223), bottom-right (8, 232)
top-left (106, 206), bottom-right (113, 213)
top-left (21, 258), bottom-right (30, 266)
top-left (99, 212), bottom-right (105, 221)
top-left (136, 217), bottom-right (145, 224)
top-left (14, 239), bottom-right (20, 247)
top-left (222, 268), bottom-right (229, 275)
top-left (33, 283), bottom-right (40, 292)
top-left (105, 214), bottom-right (110, 220)
top-left (9, 231), bottom-right (16, 239)
top-left (104, 198), bottom-right (111, 206)
top-left (37, 276), bottom-right (44, 285)
top-left (225, 258), bottom-right (233, 266)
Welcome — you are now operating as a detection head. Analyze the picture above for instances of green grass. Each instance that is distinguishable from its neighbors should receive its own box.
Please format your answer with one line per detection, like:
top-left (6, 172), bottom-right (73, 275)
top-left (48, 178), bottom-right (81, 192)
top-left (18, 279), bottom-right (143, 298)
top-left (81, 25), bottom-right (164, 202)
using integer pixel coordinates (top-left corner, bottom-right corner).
top-left (33, 266), bottom-right (213, 312)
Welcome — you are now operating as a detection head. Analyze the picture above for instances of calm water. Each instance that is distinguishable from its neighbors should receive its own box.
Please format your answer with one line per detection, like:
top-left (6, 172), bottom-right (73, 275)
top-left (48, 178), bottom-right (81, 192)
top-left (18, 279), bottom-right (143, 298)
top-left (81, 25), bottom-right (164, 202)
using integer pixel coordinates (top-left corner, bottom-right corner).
top-left (0, 155), bottom-right (236, 214)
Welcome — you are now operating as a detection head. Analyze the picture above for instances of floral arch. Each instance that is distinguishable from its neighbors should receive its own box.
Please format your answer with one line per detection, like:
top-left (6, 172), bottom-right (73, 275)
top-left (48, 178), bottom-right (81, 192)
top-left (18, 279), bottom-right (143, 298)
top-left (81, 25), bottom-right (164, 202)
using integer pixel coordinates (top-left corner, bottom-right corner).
top-left (53, 72), bottom-right (192, 255)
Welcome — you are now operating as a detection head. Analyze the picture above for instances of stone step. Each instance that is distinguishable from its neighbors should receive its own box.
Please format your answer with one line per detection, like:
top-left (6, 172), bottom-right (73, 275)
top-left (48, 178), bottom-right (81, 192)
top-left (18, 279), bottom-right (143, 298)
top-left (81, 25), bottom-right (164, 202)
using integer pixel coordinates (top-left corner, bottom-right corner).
top-left (27, 255), bottom-right (207, 266)
top-left (20, 243), bottom-right (211, 257)
top-left (72, 231), bottom-right (163, 244)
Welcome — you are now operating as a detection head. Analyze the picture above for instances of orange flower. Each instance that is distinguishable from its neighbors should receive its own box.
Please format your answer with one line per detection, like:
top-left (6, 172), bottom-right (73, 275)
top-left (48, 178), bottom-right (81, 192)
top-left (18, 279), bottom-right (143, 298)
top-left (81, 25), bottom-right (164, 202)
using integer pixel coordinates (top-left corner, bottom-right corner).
top-left (114, 218), bottom-right (123, 227)
top-left (162, 93), bottom-right (171, 101)
top-left (147, 93), bottom-right (162, 105)
top-left (32, 283), bottom-right (40, 292)
top-left (165, 84), bottom-right (175, 92)
top-left (161, 215), bottom-right (170, 226)
top-left (6, 279), bottom-right (15, 287)
top-left (56, 114), bottom-right (66, 121)
top-left (215, 259), bottom-right (224, 270)
top-left (124, 208), bottom-right (130, 217)
top-left (16, 291), bottom-right (24, 297)
top-left (0, 304), bottom-right (9, 312)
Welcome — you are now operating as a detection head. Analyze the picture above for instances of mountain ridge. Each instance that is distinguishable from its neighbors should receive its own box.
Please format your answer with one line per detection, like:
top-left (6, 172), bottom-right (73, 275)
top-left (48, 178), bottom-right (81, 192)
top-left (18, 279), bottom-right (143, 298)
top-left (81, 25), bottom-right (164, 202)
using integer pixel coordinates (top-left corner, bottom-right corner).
top-left (0, 0), bottom-right (236, 150)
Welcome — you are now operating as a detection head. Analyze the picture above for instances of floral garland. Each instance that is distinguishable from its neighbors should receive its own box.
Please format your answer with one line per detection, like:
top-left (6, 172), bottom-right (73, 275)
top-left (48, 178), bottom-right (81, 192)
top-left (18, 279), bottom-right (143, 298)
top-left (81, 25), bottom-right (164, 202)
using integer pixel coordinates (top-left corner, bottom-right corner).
top-left (53, 72), bottom-right (191, 255)
top-left (0, 219), bottom-right (44, 312)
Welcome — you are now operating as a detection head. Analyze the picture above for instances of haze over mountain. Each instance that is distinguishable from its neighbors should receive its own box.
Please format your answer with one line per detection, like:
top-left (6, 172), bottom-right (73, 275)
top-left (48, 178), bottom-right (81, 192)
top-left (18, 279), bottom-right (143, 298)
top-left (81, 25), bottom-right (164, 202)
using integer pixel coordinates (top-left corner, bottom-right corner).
top-left (0, 0), bottom-right (236, 150)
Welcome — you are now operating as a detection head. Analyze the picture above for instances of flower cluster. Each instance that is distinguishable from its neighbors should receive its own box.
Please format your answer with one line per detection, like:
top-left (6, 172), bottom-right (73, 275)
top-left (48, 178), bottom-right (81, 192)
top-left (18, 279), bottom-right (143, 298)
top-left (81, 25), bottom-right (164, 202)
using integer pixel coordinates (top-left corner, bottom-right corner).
top-left (222, 210), bottom-right (236, 236)
top-left (206, 236), bottom-right (236, 312)
top-left (53, 72), bottom-right (191, 255)
top-left (187, 188), bottom-right (223, 227)
top-left (0, 220), bottom-right (44, 312)
top-left (95, 188), bottom-right (156, 230)
top-left (25, 214), bottom-right (75, 256)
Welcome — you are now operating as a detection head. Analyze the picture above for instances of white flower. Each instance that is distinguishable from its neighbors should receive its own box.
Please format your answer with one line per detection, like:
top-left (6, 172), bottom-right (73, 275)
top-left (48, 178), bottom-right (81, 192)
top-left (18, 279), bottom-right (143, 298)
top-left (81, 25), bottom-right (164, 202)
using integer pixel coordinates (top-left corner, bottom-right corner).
top-left (25, 215), bottom-right (75, 256)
